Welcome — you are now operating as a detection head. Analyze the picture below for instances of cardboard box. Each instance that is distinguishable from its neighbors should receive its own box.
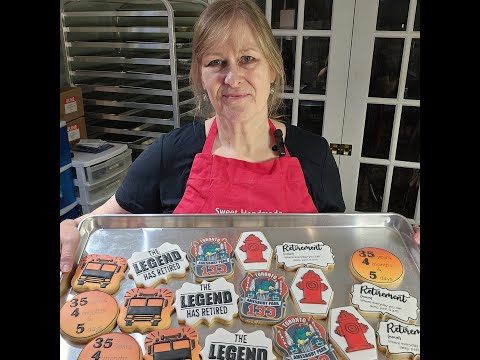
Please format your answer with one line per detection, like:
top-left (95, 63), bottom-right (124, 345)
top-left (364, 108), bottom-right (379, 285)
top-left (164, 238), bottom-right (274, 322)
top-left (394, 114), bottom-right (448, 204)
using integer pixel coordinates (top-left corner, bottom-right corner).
top-left (60, 87), bottom-right (84, 122)
top-left (66, 116), bottom-right (87, 146)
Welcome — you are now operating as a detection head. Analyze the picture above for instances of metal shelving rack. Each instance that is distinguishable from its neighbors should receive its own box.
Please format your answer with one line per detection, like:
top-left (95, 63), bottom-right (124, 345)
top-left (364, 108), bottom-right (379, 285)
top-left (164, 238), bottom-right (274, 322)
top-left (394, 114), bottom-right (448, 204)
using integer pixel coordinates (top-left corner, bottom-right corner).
top-left (61, 0), bottom-right (207, 152)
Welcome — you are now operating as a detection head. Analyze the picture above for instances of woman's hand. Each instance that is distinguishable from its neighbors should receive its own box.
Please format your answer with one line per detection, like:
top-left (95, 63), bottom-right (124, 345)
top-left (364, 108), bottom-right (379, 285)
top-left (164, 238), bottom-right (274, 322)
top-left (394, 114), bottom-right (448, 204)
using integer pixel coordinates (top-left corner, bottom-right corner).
top-left (60, 218), bottom-right (80, 273)
top-left (413, 225), bottom-right (420, 246)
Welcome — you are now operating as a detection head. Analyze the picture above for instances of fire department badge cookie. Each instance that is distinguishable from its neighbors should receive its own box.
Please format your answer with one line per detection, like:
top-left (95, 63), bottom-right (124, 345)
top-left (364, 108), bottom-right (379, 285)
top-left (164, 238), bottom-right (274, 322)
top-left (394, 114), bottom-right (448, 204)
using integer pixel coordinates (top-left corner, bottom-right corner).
top-left (376, 319), bottom-right (420, 359)
top-left (201, 328), bottom-right (277, 360)
top-left (235, 231), bottom-right (273, 272)
top-left (351, 282), bottom-right (419, 324)
top-left (60, 291), bottom-right (119, 344)
top-left (144, 326), bottom-right (201, 360)
top-left (77, 333), bottom-right (143, 360)
top-left (71, 254), bottom-right (128, 294)
top-left (127, 242), bottom-right (189, 288)
top-left (290, 267), bottom-right (334, 319)
top-left (350, 247), bottom-right (404, 287)
top-left (239, 270), bottom-right (289, 324)
top-left (174, 277), bottom-right (239, 327)
top-left (117, 287), bottom-right (175, 334)
top-left (273, 315), bottom-right (337, 360)
top-left (328, 306), bottom-right (377, 360)
top-left (188, 236), bottom-right (235, 282)
top-left (275, 242), bottom-right (335, 271)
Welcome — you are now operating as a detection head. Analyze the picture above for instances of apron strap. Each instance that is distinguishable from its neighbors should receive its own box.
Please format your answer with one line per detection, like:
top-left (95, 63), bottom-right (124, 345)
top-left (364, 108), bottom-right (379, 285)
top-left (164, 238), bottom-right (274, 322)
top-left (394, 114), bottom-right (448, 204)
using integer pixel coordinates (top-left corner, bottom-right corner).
top-left (202, 117), bottom-right (290, 156)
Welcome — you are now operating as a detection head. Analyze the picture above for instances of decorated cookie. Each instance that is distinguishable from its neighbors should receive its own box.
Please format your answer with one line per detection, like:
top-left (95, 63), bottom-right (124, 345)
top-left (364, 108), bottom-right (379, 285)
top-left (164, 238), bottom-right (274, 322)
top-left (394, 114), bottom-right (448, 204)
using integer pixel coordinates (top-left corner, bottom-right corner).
top-left (351, 282), bottom-right (419, 324)
top-left (239, 270), bottom-right (289, 324)
top-left (377, 319), bottom-right (420, 359)
top-left (127, 242), bottom-right (189, 287)
top-left (290, 267), bottom-right (334, 319)
top-left (77, 333), bottom-right (143, 360)
top-left (328, 306), bottom-right (377, 360)
top-left (350, 247), bottom-right (404, 287)
top-left (188, 236), bottom-right (235, 282)
top-left (201, 328), bottom-right (277, 360)
top-left (235, 231), bottom-right (273, 272)
top-left (60, 291), bottom-right (119, 344)
top-left (71, 254), bottom-right (128, 294)
top-left (117, 287), bottom-right (175, 333)
top-left (144, 326), bottom-right (201, 360)
top-left (275, 242), bottom-right (335, 271)
top-left (174, 277), bottom-right (239, 327)
top-left (273, 315), bottom-right (337, 360)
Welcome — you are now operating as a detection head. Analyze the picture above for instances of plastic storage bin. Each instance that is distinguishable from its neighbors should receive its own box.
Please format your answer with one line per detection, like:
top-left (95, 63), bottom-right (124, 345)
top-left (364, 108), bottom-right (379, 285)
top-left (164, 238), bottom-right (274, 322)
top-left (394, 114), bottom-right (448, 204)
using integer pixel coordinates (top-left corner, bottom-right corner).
top-left (60, 163), bottom-right (76, 210)
top-left (60, 121), bottom-right (71, 168)
top-left (75, 168), bottom-right (127, 204)
top-left (60, 201), bottom-right (80, 222)
top-left (77, 195), bottom-right (109, 215)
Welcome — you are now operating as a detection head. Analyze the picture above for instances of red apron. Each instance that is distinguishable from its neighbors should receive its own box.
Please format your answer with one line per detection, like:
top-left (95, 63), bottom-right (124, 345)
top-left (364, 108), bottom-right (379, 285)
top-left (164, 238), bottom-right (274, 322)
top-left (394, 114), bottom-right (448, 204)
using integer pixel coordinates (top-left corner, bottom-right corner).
top-left (173, 118), bottom-right (318, 214)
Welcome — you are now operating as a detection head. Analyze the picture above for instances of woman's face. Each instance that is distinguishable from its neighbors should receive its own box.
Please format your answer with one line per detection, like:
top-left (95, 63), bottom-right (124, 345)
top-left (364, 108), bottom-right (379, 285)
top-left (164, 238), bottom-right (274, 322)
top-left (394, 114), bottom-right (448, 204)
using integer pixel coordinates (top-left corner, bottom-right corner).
top-left (200, 22), bottom-right (275, 122)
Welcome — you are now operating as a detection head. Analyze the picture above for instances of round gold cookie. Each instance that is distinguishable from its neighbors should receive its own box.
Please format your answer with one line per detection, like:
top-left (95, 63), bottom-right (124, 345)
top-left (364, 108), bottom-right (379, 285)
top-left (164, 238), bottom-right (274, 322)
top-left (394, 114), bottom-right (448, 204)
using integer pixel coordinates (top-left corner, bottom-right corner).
top-left (77, 332), bottom-right (143, 360)
top-left (60, 290), bottom-right (119, 344)
top-left (350, 247), bottom-right (404, 286)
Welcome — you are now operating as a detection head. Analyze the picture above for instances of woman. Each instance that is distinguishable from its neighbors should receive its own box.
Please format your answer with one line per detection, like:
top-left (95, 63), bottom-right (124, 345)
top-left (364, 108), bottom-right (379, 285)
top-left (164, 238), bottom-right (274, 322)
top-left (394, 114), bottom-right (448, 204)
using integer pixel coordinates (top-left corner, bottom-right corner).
top-left (60, 0), bottom-right (345, 273)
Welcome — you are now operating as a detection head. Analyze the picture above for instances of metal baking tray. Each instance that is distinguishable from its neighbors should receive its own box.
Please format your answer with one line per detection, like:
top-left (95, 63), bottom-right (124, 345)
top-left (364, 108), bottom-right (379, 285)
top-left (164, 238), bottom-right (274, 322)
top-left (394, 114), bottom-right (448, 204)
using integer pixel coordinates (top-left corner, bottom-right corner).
top-left (60, 213), bottom-right (419, 360)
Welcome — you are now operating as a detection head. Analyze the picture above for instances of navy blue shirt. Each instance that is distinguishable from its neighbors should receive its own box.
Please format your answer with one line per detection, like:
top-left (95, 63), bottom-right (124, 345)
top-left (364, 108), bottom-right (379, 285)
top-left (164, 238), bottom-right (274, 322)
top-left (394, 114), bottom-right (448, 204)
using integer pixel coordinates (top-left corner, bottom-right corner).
top-left (116, 120), bottom-right (345, 214)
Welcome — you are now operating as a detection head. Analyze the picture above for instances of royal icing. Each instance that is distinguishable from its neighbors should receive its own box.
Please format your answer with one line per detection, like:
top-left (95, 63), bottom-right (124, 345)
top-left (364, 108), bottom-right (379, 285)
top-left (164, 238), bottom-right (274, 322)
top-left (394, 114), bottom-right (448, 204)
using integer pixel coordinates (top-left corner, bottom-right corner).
top-left (290, 267), bottom-right (334, 319)
top-left (174, 277), bottom-right (239, 326)
top-left (117, 287), bottom-right (175, 333)
top-left (71, 254), bottom-right (128, 294)
top-left (239, 270), bottom-right (289, 324)
top-left (275, 242), bottom-right (335, 271)
top-left (127, 242), bottom-right (189, 287)
top-left (377, 319), bottom-right (420, 359)
top-left (235, 231), bottom-right (273, 271)
top-left (77, 333), bottom-right (143, 360)
top-left (328, 306), bottom-right (377, 360)
top-left (144, 326), bottom-right (201, 360)
top-left (201, 328), bottom-right (277, 360)
top-left (273, 315), bottom-right (336, 360)
top-left (189, 236), bottom-right (235, 281)
top-left (350, 247), bottom-right (404, 286)
top-left (351, 282), bottom-right (419, 324)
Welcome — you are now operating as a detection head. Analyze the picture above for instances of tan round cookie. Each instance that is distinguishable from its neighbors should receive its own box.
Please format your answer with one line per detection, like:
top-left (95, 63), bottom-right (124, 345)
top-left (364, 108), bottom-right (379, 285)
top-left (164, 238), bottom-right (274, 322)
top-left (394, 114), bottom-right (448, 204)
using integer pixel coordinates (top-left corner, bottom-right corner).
top-left (60, 290), bottom-right (119, 344)
top-left (71, 254), bottom-right (128, 295)
top-left (77, 332), bottom-right (143, 360)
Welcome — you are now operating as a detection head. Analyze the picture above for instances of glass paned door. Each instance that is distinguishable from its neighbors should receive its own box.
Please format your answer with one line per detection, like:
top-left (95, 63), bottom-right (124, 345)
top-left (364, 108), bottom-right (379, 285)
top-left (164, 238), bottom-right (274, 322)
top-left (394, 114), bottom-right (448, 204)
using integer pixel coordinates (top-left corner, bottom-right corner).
top-left (339, 0), bottom-right (420, 224)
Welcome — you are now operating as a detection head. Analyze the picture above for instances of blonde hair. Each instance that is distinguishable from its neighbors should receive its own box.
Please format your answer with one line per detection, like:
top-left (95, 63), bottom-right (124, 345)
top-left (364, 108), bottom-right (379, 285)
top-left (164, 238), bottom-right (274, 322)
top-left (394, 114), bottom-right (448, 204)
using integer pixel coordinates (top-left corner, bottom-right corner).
top-left (190, 0), bottom-right (285, 118)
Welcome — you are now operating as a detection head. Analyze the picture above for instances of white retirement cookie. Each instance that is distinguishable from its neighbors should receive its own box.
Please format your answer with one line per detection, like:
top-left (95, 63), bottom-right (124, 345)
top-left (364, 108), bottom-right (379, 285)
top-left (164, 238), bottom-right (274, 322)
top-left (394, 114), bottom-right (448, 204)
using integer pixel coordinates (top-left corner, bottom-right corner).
top-left (351, 282), bottom-right (419, 324)
top-left (328, 306), bottom-right (377, 360)
top-left (290, 267), bottom-right (334, 319)
top-left (174, 277), bottom-right (239, 327)
top-left (273, 315), bottom-right (337, 360)
top-left (201, 328), bottom-right (276, 360)
top-left (235, 231), bottom-right (273, 272)
top-left (275, 242), bottom-right (335, 271)
top-left (127, 242), bottom-right (189, 287)
top-left (377, 319), bottom-right (420, 359)
top-left (188, 236), bottom-right (235, 282)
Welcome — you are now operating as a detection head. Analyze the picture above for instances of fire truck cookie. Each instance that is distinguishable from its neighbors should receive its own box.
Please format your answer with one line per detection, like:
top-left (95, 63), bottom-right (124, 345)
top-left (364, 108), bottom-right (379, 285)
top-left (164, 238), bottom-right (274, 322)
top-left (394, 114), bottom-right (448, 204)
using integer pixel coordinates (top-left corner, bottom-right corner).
top-left (235, 231), bottom-right (273, 272)
top-left (376, 319), bottom-right (420, 359)
top-left (239, 270), bottom-right (289, 324)
top-left (201, 328), bottom-right (277, 360)
top-left (71, 254), bottom-right (128, 294)
top-left (127, 242), bottom-right (189, 288)
top-left (77, 333), bottom-right (143, 360)
top-left (174, 277), bottom-right (239, 327)
top-left (349, 247), bottom-right (404, 287)
top-left (60, 290), bottom-right (119, 344)
top-left (117, 287), bottom-right (175, 334)
top-left (188, 236), bottom-right (235, 282)
top-left (351, 282), bottom-right (419, 324)
top-left (328, 306), bottom-right (377, 360)
top-left (275, 242), bottom-right (335, 271)
top-left (273, 315), bottom-right (337, 360)
top-left (144, 326), bottom-right (201, 360)
top-left (290, 267), bottom-right (334, 319)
